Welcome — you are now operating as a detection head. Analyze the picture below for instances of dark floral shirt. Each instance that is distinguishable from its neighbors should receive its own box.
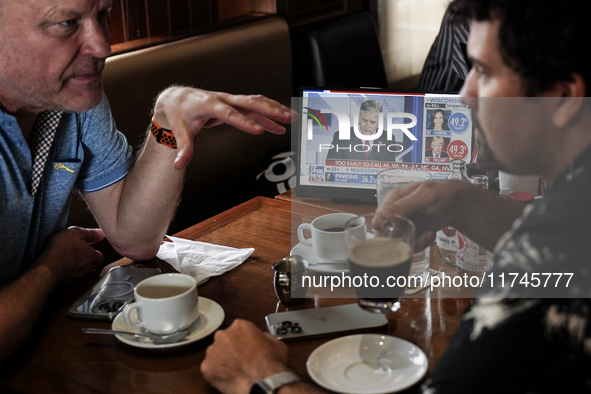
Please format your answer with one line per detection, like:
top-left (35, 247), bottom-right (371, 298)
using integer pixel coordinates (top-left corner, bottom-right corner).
top-left (423, 143), bottom-right (591, 393)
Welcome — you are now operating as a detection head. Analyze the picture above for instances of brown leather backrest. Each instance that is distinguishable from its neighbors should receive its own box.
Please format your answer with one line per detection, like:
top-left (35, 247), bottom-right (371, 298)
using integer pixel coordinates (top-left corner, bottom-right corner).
top-left (68, 16), bottom-right (293, 233)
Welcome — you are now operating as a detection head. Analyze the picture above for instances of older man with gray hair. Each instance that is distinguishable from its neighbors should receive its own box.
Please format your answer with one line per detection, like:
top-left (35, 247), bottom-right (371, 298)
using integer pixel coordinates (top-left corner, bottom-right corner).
top-left (0, 0), bottom-right (294, 361)
top-left (326, 99), bottom-right (398, 162)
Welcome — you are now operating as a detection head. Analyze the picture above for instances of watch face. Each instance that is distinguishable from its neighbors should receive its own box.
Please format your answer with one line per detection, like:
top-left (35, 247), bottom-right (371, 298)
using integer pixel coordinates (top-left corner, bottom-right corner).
top-left (250, 382), bottom-right (271, 394)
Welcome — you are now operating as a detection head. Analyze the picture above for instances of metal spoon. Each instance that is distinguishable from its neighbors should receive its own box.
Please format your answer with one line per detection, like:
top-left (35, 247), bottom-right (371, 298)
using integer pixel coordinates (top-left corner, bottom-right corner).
top-left (307, 261), bottom-right (349, 267)
top-left (81, 328), bottom-right (189, 344)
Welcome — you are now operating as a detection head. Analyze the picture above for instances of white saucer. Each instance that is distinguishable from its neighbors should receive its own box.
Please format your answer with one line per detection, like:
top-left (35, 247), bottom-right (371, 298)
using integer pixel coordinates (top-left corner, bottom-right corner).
top-left (290, 243), bottom-right (349, 274)
top-left (112, 296), bottom-right (224, 349)
top-left (306, 334), bottom-right (428, 394)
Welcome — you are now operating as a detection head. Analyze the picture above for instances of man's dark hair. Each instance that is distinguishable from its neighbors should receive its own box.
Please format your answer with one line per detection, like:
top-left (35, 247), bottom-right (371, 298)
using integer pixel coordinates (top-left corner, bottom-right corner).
top-left (450, 0), bottom-right (590, 95)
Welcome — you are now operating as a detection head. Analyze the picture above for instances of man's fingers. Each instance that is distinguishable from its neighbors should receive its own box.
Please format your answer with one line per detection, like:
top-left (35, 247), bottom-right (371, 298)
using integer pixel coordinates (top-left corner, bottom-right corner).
top-left (230, 318), bottom-right (256, 331)
top-left (263, 332), bottom-right (276, 341)
top-left (153, 89), bottom-right (297, 170)
top-left (222, 93), bottom-right (296, 124)
top-left (416, 231), bottom-right (436, 252)
top-left (171, 123), bottom-right (196, 171)
top-left (208, 103), bottom-right (284, 136)
top-left (376, 182), bottom-right (452, 251)
top-left (173, 148), bottom-right (192, 171)
top-left (240, 110), bottom-right (287, 135)
top-left (379, 182), bottom-right (443, 219)
top-left (67, 227), bottom-right (106, 244)
top-left (93, 250), bottom-right (104, 268)
top-left (376, 184), bottom-right (420, 218)
top-left (203, 118), bottom-right (224, 128)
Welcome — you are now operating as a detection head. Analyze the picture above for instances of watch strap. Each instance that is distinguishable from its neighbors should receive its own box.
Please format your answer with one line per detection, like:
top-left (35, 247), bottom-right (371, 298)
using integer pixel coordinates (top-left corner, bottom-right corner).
top-left (150, 119), bottom-right (177, 149)
top-left (250, 371), bottom-right (301, 394)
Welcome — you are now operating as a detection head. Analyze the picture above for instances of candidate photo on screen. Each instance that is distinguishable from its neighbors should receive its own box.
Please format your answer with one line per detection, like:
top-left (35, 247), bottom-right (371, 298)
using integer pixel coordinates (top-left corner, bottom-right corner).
top-left (427, 109), bottom-right (451, 131)
top-left (425, 136), bottom-right (450, 159)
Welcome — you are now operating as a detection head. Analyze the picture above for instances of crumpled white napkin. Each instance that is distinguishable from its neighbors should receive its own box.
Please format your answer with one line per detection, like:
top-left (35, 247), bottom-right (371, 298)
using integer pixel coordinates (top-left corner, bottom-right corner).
top-left (156, 235), bottom-right (254, 285)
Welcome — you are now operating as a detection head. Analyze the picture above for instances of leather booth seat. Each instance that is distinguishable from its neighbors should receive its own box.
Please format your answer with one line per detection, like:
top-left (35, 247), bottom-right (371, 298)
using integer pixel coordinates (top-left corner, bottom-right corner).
top-left (67, 16), bottom-right (293, 234)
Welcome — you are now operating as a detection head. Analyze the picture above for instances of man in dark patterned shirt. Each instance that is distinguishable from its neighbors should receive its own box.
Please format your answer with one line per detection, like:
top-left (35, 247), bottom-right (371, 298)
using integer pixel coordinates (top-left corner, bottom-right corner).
top-left (417, 3), bottom-right (471, 93)
top-left (200, 1), bottom-right (591, 393)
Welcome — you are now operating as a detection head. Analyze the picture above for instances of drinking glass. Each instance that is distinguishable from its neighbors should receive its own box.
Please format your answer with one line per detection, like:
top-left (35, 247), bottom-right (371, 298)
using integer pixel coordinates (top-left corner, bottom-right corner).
top-left (376, 168), bottom-right (432, 279)
top-left (345, 213), bottom-right (415, 313)
top-left (376, 168), bottom-right (432, 205)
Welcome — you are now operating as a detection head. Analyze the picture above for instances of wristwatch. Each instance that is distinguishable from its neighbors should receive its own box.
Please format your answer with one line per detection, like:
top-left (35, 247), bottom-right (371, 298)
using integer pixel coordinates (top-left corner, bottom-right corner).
top-left (250, 371), bottom-right (301, 394)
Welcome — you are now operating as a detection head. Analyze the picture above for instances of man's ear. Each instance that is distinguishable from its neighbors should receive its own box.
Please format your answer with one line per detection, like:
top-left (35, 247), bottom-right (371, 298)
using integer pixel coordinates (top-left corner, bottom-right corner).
top-left (550, 73), bottom-right (586, 128)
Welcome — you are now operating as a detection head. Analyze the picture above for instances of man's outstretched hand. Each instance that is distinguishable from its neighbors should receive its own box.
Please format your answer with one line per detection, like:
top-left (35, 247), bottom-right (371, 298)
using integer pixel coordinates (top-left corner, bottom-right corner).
top-left (152, 87), bottom-right (297, 170)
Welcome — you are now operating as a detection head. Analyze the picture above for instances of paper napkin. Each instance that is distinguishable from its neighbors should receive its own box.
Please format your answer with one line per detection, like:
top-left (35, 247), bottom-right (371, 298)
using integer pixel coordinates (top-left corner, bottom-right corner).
top-left (156, 235), bottom-right (254, 285)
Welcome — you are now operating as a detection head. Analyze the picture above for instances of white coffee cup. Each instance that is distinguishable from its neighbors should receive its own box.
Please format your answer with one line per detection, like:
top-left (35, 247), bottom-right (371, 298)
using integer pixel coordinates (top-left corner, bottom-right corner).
top-left (122, 273), bottom-right (199, 334)
top-left (297, 213), bottom-right (358, 262)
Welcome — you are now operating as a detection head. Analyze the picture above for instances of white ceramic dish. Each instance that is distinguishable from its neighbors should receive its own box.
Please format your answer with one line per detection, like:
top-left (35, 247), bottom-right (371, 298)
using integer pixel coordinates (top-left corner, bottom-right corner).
top-left (306, 334), bottom-right (428, 394)
top-left (290, 243), bottom-right (350, 274)
top-left (111, 296), bottom-right (224, 349)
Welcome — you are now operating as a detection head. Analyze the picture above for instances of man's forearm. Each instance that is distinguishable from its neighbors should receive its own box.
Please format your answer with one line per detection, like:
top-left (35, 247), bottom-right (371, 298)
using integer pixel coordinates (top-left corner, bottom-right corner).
top-left (452, 185), bottom-right (526, 251)
top-left (0, 261), bottom-right (58, 361)
top-left (106, 135), bottom-right (183, 260)
top-left (83, 86), bottom-right (293, 261)
top-left (0, 227), bottom-right (104, 361)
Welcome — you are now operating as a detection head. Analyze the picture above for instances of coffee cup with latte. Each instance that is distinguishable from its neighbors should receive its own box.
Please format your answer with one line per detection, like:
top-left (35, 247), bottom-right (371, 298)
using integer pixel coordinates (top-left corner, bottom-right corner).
top-left (122, 273), bottom-right (199, 335)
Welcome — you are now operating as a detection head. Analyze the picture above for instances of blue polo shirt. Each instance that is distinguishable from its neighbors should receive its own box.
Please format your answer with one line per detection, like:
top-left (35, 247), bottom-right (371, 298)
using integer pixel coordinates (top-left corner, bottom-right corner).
top-left (0, 95), bottom-right (135, 286)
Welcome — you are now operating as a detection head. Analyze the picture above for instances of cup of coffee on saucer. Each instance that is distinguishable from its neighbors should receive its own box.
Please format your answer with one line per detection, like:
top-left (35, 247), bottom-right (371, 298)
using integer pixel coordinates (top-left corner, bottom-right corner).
top-left (122, 273), bottom-right (199, 335)
top-left (296, 213), bottom-right (358, 264)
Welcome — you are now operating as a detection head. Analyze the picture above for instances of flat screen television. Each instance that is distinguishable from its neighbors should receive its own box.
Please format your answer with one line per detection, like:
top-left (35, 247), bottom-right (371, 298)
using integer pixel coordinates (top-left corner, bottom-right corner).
top-left (294, 87), bottom-right (474, 203)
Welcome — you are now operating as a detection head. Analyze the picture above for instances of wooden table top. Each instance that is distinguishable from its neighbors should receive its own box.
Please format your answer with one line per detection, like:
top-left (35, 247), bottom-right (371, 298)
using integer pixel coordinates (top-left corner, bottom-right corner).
top-left (275, 189), bottom-right (377, 215)
top-left (0, 196), bottom-right (472, 394)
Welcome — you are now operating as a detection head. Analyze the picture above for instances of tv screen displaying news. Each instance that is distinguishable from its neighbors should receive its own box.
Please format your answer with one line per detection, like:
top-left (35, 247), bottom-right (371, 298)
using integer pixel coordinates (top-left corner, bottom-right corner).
top-left (295, 88), bottom-right (474, 202)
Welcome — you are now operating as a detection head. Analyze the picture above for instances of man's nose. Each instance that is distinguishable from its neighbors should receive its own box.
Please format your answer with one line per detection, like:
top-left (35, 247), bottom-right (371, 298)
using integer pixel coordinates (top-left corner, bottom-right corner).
top-left (460, 69), bottom-right (478, 109)
top-left (79, 20), bottom-right (111, 59)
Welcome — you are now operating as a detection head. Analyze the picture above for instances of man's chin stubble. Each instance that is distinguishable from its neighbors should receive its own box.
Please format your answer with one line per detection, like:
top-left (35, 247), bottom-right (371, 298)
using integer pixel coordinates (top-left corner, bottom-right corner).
top-left (473, 116), bottom-right (506, 172)
top-left (54, 80), bottom-right (103, 112)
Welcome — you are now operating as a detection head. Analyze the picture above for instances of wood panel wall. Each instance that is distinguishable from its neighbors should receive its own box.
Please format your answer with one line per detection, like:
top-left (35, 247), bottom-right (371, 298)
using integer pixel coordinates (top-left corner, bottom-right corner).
top-left (109, 0), bottom-right (219, 45)
top-left (108, 0), bottom-right (280, 46)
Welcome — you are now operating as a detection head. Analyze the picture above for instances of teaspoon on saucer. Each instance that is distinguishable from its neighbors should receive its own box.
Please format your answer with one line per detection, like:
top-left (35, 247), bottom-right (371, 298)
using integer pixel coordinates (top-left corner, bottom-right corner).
top-left (81, 328), bottom-right (189, 344)
top-left (307, 261), bottom-right (349, 267)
